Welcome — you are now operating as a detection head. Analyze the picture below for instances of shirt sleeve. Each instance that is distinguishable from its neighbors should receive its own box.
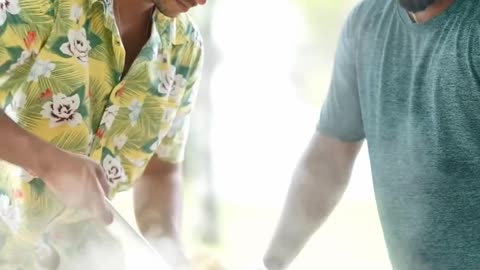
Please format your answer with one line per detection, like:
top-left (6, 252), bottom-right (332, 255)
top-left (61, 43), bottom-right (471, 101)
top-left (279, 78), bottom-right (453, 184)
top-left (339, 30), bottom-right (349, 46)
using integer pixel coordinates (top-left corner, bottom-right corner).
top-left (317, 9), bottom-right (365, 142)
top-left (156, 41), bottom-right (204, 163)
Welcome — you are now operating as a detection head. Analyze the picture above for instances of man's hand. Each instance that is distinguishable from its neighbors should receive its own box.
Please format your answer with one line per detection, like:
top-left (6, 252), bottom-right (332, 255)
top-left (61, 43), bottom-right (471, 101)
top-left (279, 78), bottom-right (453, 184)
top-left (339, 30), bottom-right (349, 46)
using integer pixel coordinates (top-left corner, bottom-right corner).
top-left (37, 150), bottom-right (113, 224)
top-left (0, 111), bottom-right (113, 224)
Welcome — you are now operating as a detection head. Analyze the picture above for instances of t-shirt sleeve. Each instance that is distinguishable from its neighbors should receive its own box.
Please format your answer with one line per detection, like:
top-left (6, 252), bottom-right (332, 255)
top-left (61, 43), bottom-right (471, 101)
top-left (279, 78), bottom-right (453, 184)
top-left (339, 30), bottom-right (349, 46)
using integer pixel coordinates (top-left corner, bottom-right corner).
top-left (317, 10), bottom-right (365, 142)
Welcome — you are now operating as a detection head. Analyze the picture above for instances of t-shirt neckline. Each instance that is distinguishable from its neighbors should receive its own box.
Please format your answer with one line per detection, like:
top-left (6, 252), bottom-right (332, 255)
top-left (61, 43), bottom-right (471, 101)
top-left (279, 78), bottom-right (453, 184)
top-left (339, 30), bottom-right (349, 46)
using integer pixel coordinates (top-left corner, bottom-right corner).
top-left (396, 0), bottom-right (462, 32)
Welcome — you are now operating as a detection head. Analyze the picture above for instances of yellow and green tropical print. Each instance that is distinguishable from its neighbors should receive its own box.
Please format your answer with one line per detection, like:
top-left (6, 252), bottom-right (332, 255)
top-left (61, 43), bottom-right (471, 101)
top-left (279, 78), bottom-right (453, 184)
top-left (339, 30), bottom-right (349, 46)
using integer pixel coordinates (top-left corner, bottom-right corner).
top-left (0, 0), bottom-right (203, 267)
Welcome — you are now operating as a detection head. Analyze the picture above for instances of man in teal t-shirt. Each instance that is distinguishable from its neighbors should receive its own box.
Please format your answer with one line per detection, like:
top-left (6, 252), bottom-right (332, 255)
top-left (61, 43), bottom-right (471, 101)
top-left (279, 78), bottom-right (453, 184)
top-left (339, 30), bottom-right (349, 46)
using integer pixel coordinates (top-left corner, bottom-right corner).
top-left (259, 0), bottom-right (480, 269)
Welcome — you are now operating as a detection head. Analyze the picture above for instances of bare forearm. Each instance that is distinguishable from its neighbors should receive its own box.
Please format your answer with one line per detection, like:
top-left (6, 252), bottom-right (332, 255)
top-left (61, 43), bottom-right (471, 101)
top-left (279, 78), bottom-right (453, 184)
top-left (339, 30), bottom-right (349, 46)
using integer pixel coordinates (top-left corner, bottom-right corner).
top-left (134, 159), bottom-right (188, 267)
top-left (0, 110), bottom-right (56, 173)
top-left (134, 172), bottom-right (183, 241)
top-left (263, 167), bottom-right (347, 269)
top-left (134, 157), bottom-right (184, 242)
top-left (264, 134), bottom-right (362, 270)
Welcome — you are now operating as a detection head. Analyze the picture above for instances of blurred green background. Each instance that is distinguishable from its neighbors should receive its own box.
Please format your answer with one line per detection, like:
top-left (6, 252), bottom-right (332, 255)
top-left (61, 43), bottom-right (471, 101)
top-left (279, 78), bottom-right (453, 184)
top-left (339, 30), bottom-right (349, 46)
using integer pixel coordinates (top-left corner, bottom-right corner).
top-left (113, 0), bottom-right (392, 269)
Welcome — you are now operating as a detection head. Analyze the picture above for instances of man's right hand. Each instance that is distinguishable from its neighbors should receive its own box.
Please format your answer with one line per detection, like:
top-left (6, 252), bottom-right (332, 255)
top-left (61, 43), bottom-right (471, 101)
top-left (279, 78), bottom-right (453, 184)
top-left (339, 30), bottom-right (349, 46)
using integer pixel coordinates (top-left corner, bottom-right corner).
top-left (0, 111), bottom-right (113, 224)
top-left (37, 150), bottom-right (113, 224)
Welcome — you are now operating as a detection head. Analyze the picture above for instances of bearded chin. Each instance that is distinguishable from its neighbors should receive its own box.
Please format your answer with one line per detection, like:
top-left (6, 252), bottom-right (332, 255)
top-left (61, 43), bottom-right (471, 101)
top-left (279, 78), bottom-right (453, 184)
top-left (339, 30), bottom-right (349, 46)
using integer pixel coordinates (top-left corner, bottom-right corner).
top-left (398, 0), bottom-right (437, 12)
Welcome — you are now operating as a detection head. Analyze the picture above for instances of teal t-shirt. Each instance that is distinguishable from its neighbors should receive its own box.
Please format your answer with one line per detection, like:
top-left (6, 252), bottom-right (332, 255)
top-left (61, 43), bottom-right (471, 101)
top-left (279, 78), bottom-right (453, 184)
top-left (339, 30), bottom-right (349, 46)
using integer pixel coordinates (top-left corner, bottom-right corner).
top-left (319, 0), bottom-right (480, 269)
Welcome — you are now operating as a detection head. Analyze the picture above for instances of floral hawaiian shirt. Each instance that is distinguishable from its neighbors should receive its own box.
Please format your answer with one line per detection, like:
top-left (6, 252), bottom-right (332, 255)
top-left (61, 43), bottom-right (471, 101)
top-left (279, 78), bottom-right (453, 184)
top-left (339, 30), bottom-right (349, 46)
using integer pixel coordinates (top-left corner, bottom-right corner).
top-left (0, 0), bottom-right (203, 265)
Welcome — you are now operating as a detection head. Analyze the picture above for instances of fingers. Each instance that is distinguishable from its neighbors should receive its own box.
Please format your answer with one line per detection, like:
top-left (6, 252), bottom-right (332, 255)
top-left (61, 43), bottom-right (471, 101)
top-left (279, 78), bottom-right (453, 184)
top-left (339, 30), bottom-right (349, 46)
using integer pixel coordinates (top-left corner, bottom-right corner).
top-left (93, 169), bottom-right (113, 225)
top-left (95, 166), bottom-right (110, 197)
top-left (91, 191), bottom-right (114, 225)
top-left (101, 197), bottom-right (114, 225)
top-left (196, 0), bottom-right (207, 5)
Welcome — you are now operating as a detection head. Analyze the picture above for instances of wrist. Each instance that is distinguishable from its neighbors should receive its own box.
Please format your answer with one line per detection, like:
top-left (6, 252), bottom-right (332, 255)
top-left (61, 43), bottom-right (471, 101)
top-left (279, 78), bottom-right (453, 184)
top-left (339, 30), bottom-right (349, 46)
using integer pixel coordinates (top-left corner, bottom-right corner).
top-left (29, 138), bottom-right (63, 179)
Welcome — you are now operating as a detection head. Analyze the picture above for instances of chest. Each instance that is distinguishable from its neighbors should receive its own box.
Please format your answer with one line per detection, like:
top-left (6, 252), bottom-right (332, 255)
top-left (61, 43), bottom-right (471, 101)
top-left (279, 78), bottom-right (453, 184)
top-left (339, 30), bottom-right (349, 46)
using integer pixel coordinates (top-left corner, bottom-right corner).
top-left (120, 30), bottom-right (150, 77)
top-left (114, 7), bottom-right (154, 77)
top-left (356, 21), bottom-right (480, 137)
top-left (356, 21), bottom-right (480, 177)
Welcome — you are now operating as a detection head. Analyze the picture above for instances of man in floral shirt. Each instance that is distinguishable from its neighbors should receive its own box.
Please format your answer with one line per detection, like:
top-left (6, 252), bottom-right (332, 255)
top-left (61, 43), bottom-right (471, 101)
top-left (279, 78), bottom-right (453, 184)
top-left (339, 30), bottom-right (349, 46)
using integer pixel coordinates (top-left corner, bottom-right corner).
top-left (0, 0), bottom-right (205, 268)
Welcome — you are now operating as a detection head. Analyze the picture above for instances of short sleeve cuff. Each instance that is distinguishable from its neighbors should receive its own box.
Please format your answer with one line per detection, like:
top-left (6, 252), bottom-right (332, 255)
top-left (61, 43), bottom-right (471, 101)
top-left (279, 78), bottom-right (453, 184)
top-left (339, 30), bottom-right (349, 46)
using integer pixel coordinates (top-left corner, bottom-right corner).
top-left (317, 120), bottom-right (365, 142)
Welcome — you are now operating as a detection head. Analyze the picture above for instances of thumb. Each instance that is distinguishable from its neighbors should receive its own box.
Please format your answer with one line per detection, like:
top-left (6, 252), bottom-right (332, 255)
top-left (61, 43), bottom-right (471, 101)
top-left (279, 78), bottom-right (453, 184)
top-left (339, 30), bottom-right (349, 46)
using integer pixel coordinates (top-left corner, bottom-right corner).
top-left (102, 198), bottom-right (114, 225)
top-left (93, 196), bottom-right (114, 225)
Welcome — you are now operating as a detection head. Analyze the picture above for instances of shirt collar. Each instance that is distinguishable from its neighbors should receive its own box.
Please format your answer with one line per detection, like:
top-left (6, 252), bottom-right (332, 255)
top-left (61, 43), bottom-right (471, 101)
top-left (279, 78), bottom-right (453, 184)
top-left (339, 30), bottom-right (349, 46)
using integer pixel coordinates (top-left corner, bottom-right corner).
top-left (154, 10), bottom-right (189, 46)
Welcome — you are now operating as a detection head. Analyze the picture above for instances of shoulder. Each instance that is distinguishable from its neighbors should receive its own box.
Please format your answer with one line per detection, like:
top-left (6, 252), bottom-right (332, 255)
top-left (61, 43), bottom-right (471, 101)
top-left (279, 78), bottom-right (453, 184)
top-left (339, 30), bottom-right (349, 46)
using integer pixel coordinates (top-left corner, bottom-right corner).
top-left (155, 12), bottom-right (203, 63)
top-left (351, 0), bottom-right (394, 17)
top-left (154, 12), bottom-right (203, 52)
top-left (346, 0), bottom-right (395, 31)
top-left (339, 0), bottom-right (396, 49)
top-left (154, 12), bottom-right (203, 82)
top-left (172, 14), bottom-right (204, 75)
top-left (174, 13), bottom-right (203, 49)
